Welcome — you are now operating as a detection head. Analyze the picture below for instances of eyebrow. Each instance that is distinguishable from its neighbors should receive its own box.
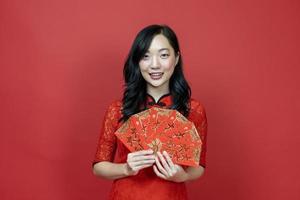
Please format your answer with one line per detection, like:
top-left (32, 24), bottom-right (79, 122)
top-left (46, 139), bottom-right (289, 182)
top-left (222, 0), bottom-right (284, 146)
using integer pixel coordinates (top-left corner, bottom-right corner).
top-left (146, 48), bottom-right (170, 52)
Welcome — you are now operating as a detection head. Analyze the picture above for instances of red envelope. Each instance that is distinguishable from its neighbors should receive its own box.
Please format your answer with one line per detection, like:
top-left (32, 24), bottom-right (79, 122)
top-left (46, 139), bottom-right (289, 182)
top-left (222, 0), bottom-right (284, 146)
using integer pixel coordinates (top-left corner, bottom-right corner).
top-left (114, 107), bottom-right (202, 167)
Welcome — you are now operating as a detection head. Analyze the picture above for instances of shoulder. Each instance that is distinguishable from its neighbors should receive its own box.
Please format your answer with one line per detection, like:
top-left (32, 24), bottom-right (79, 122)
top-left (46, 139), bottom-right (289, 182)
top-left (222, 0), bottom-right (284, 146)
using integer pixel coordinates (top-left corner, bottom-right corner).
top-left (104, 99), bottom-right (123, 119)
top-left (190, 98), bottom-right (206, 114)
top-left (107, 99), bottom-right (122, 111)
top-left (101, 99), bottom-right (124, 128)
top-left (188, 98), bottom-right (207, 122)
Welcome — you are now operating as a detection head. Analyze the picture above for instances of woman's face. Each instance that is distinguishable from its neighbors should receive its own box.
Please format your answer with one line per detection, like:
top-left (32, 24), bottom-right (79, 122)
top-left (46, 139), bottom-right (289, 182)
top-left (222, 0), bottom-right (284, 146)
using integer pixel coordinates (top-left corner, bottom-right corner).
top-left (139, 34), bottom-right (179, 91)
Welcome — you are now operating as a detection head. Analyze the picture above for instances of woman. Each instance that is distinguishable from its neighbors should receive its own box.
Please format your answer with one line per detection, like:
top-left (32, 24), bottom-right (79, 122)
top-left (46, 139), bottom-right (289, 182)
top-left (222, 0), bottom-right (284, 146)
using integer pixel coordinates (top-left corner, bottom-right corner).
top-left (92, 24), bottom-right (208, 199)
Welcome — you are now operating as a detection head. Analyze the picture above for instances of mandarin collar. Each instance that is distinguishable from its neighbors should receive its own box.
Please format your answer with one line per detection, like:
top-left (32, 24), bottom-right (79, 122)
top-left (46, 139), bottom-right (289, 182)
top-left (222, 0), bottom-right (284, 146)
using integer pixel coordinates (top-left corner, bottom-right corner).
top-left (146, 93), bottom-right (172, 108)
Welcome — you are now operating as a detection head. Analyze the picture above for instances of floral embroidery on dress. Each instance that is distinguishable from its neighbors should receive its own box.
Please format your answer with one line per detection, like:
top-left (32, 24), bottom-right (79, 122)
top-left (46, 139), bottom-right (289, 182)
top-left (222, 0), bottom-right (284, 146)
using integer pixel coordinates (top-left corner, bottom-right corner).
top-left (93, 96), bottom-right (207, 168)
top-left (93, 95), bottom-right (208, 200)
top-left (93, 100), bottom-right (122, 164)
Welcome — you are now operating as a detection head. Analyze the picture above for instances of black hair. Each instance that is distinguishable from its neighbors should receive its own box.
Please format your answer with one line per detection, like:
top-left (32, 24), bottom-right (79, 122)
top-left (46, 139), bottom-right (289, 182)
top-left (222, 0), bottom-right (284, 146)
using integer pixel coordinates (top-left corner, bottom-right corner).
top-left (120, 24), bottom-right (191, 122)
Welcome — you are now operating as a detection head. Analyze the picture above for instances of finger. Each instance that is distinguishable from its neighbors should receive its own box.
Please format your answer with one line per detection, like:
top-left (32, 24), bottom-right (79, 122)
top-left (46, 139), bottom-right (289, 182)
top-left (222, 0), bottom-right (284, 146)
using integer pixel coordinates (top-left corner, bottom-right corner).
top-left (153, 165), bottom-right (167, 180)
top-left (163, 151), bottom-right (176, 172)
top-left (132, 163), bottom-right (154, 171)
top-left (127, 150), bottom-right (154, 162)
top-left (130, 155), bottom-right (156, 162)
top-left (131, 149), bottom-right (154, 157)
top-left (155, 155), bottom-right (169, 177)
top-left (157, 152), bottom-right (172, 175)
top-left (129, 159), bottom-right (155, 167)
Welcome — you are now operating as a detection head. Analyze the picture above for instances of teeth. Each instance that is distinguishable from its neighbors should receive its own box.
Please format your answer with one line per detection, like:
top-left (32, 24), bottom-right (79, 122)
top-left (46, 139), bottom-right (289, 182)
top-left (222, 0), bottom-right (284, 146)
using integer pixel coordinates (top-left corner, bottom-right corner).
top-left (150, 73), bottom-right (163, 75)
top-left (149, 72), bottom-right (163, 80)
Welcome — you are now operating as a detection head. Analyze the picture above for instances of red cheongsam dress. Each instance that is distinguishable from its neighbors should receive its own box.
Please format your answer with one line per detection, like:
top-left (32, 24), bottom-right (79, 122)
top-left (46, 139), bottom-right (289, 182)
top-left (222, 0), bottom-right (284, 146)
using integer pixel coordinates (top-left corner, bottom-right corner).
top-left (93, 93), bottom-right (208, 200)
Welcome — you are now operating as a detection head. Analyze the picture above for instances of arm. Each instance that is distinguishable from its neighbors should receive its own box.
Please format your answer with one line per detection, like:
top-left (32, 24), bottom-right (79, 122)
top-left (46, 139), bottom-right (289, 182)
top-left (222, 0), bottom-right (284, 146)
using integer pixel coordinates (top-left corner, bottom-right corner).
top-left (92, 101), bottom-right (127, 180)
top-left (93, 161), bottom-right (129, 180)
top-left (93, 149), bottom-right (156, 180)
top-left (184, 165), bottom-right (205, 181)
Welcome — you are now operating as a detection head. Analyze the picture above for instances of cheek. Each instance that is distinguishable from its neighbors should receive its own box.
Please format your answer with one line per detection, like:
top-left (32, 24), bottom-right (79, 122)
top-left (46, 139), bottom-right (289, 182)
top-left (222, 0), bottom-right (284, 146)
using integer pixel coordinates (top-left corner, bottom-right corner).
top-left (139, 63), bottom-right (149, 79)
top-left (163, 59), bottom-right (176, 71)
top-left (139, 60), bottom-right (148, 71)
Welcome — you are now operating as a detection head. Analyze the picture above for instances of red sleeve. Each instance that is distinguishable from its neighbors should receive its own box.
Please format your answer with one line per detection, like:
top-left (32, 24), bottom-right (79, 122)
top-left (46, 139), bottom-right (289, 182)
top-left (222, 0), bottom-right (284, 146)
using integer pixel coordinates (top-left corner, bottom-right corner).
top-left (189, 100), bottom-right (208, 168)
top-left (92, 100), bottom-right (122, 166)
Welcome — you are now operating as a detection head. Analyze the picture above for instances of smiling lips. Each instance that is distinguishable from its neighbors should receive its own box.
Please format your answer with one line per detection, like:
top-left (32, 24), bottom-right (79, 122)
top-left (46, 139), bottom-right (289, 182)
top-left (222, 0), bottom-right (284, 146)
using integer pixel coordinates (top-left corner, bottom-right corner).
top-left (149, 72), bottom-right (164, 80)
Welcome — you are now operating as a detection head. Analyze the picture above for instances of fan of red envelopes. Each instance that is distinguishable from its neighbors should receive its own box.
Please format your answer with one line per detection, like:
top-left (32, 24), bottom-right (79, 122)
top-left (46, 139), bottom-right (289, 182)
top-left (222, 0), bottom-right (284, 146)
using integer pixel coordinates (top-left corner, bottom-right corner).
top-left (114, 107), bottom-right (202, 167)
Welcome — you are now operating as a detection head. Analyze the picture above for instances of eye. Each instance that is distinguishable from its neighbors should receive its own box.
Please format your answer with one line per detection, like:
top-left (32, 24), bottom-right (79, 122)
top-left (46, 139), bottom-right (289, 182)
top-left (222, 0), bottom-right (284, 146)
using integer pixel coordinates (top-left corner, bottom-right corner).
top-left (142, 54), bottom-right (150, 60)
top-left (161, 53), bottom-right (169, 59)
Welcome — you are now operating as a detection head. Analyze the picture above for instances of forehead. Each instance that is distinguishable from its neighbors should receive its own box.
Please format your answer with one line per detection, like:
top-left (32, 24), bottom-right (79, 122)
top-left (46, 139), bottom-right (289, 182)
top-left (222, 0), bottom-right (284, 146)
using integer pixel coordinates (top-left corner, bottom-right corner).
top-left (147, 34), bottom-right (173, 52)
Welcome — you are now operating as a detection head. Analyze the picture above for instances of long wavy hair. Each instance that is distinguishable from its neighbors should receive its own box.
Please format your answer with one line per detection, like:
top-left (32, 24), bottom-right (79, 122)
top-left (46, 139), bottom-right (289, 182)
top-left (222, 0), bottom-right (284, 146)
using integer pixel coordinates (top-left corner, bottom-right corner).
top-left (120, 24), bottom-right (191, 122)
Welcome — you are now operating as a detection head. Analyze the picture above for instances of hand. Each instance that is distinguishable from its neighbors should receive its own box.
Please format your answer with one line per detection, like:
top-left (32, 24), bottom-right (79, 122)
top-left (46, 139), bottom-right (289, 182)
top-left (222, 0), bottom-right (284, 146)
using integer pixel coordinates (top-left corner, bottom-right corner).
top-left (125, 149), bottom-right (156, 176)
top-left (153, 151), bottom-right (189, 183)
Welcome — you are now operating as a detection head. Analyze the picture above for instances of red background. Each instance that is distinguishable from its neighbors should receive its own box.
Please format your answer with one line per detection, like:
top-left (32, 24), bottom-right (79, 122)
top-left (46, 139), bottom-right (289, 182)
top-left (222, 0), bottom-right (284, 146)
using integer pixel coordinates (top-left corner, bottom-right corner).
top-left (1, 0), bottom-right (299, 199)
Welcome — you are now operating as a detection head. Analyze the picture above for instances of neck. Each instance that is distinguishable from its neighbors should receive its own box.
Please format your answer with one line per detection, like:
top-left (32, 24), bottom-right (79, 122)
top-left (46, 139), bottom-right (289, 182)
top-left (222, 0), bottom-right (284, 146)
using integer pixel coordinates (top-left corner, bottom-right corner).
top-left (147, 83), bottom-right (170, 102)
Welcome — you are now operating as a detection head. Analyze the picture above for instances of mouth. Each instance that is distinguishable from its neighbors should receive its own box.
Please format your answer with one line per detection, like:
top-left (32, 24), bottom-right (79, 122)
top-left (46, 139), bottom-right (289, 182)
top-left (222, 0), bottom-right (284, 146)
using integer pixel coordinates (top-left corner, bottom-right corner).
top-left (149, 72), bottom-right (164, 80)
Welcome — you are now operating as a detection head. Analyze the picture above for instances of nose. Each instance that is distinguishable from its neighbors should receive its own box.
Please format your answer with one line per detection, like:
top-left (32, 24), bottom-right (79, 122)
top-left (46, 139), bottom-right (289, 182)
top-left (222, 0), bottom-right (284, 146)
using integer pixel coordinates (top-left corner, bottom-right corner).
top-left (150, 56), bottom-right (160, 69)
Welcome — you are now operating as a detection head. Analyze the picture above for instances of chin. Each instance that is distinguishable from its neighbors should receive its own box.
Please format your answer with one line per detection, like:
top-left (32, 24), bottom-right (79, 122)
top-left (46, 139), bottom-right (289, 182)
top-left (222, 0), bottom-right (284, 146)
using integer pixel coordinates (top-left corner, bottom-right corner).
top-left (148, 81), bottom-right (166, 88)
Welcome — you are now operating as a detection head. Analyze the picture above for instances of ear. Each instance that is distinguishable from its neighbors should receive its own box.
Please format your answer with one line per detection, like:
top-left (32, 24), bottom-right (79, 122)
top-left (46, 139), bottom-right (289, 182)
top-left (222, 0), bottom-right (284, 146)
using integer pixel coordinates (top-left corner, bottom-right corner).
top-left (175, 51), bottom-right (180, 66)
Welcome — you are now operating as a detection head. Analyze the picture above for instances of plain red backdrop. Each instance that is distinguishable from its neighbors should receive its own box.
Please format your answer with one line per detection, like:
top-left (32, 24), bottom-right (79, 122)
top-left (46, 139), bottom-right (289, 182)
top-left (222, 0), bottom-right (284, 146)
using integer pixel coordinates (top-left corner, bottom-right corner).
top-left (0, 0), bottom-right (299, 199)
